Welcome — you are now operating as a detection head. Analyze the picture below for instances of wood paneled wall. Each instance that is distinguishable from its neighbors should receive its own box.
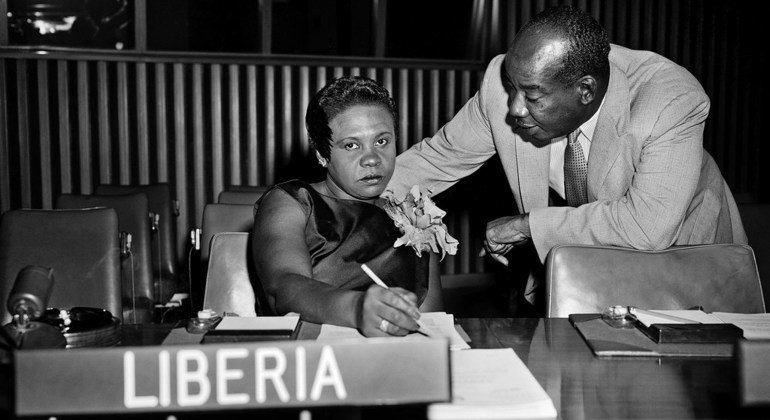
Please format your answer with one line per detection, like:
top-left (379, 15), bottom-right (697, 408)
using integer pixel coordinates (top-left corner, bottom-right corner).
top-left (0, 50), bottom-right (485, 272)
top-left (1, 0), bottom-right (767, 274)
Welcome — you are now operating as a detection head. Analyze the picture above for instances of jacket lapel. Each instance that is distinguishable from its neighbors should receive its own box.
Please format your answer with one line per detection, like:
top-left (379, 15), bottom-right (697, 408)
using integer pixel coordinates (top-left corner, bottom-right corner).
top-left (587, 62), bottom-right (630, 200)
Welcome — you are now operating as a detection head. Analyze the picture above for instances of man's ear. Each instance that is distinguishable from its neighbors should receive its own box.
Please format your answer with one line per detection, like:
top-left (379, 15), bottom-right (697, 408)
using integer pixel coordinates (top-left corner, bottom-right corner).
top-left (576, 75), bottom-right (598, 105)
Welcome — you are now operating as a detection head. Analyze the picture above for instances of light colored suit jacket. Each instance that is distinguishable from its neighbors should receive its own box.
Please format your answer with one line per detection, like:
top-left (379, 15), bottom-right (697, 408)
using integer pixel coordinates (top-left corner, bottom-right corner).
top-left (389, 45), bottom-right (747, 262)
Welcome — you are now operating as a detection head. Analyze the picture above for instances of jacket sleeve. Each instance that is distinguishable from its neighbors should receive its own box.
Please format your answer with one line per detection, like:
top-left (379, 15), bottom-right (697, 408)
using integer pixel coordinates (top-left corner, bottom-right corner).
top-left (387, 56), bottom-right (505, 200)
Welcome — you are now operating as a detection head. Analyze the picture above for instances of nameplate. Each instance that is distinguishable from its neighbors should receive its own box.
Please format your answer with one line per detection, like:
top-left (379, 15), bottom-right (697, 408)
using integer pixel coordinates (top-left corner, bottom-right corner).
top-left (15, 339), bottom-right (450, 415)
top-left (737, 340), bottom-right (770, 406)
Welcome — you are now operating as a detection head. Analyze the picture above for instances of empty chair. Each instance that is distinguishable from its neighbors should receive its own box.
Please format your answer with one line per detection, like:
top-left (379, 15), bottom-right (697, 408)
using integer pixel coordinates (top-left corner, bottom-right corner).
top-left (202, 232), bottom-right (258, 317)
top-left (197, 203), bottom-right (256, 263)
top-left (96, 183), bottom-right (180, 302)
top-left (217, 186), bottom-right (269, 205)
top-left (56, 193), bottom-right (155, 324)
top-left (190, 203), bottom-right (256, 311)
top-left (544, 244), bottom-right (765, 317)
top-left (0, 208), bottom-right (122, 324)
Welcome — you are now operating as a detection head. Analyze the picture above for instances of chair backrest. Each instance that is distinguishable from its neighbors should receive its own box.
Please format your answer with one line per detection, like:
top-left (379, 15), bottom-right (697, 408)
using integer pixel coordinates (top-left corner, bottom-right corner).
top-left (202, 232), bottom-right (257, 317)
top-left (0, 208), bottom-right (122, 324)
top-left (199, 203), bottom-right (256, 263)
top-left (217, 186), bottom-right (269, 205)
top-left (55, 193), bottom-right (155, 323)
top-left (95, 183), bottom-right (179, 302)
top-left (545, 244), bottom-right (765, 317)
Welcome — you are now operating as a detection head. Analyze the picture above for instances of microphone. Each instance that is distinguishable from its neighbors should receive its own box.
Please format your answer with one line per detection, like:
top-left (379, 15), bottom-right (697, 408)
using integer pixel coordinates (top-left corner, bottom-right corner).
top-left (7, 266), bottom-right (54, 328)
top-left (0, 266), bottom-right (65, 352)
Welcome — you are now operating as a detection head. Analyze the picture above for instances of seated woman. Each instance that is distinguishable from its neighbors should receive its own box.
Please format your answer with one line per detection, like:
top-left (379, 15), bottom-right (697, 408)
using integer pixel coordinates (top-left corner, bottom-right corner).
top-left (252, 76), bottom-right (444, 337)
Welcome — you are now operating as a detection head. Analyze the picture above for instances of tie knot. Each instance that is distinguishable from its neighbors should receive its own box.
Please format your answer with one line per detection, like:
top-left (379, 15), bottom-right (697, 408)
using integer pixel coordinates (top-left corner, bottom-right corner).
top-left (567, 129), bottom-right (580, 144)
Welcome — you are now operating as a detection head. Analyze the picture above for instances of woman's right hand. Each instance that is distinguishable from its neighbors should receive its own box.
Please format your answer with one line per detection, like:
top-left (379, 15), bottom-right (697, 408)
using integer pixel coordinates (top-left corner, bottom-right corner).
top-left (356, 285), bottom-right (421, 337)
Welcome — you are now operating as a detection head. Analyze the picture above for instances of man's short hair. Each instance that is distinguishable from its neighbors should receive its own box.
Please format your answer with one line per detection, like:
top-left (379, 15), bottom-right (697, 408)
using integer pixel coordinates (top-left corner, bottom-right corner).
top-left (520, 5), bottom-right (611, 86)
top-left (306, 76), bottom-right (398, 160)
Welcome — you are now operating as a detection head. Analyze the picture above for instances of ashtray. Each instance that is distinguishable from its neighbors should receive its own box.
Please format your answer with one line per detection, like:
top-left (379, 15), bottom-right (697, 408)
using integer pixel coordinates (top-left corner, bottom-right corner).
top-left (601, 305), bottom-right (636, 328)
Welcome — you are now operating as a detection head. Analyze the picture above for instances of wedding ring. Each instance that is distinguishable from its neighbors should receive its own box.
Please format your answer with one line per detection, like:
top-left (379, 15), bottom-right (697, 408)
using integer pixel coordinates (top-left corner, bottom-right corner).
top-left (379, 319), bottom-right (390, 333)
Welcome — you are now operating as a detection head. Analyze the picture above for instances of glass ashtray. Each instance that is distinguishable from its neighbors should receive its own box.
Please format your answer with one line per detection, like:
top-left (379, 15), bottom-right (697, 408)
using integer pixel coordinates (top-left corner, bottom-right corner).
top-left (601, 305), bottom-right (636, 328)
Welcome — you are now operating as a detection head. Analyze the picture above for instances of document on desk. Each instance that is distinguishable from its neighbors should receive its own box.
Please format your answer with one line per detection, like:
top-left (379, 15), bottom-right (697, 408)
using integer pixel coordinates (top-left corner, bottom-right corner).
top-left (215, 315), bottom-right (300, 331)
top-left (428, 348), bottom-right (557, 420)
top-left (316, 312), bottom-right (470, 350)
top-left (634, 310), bottom-right (770, 340)
top-left (712, 312), bottom-right (770, 340)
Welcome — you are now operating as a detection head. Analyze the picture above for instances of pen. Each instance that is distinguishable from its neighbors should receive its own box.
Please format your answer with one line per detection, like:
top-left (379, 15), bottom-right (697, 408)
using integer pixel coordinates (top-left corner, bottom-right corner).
top-left (360, 263), bottom-right (432, 337)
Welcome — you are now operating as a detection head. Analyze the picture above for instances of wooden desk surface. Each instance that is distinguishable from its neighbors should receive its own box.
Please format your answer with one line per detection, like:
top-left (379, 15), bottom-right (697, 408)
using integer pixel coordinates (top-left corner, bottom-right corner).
top-left (459, 318), bottom-right (768, 420)
top-left (2, 318), bottom-right (768, 419)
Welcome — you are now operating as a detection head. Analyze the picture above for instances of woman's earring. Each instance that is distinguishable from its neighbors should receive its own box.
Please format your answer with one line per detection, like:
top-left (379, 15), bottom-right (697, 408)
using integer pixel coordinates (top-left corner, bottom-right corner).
top-left (318, 158), bottom-right (328, 168)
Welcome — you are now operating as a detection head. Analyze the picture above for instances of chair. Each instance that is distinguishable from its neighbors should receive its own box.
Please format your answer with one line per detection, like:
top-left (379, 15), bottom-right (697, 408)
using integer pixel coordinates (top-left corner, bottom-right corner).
top-left (0, 208), bottom-right (122, 324)
top-left (190, 203), bottom-right (256, 311)
top-left (202, 232), bottom-right (258, 317)
top-left (95, 183), bottom-right (179, 302)
top-left (217, 186), bottom-right (269, 205)
top-left (544, 244), bottom-right (765, 317)
top-left (55, 193), bottom-right (155, 324)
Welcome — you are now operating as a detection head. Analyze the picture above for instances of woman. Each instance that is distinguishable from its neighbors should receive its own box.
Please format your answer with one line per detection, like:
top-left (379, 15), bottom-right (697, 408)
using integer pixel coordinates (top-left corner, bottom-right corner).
top-left (252, 76), bottom-right (443, 337)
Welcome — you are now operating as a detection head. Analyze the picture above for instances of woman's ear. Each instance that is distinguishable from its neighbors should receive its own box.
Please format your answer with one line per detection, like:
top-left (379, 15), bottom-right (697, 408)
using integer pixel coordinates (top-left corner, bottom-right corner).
top-left (315, 150), bottom-right (328, 168)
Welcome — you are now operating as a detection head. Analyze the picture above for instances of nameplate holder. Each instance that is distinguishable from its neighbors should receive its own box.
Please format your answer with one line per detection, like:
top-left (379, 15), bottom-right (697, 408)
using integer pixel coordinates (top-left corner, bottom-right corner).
top-left (15, 338), bottom-right (450, 415)
top-left (737, 340), bottom-right (770, 406)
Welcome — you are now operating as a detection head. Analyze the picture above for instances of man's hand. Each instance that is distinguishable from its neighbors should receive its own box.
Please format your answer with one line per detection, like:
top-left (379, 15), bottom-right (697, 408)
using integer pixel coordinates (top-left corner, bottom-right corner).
top-left (481, 214), bottom-right (531, 266)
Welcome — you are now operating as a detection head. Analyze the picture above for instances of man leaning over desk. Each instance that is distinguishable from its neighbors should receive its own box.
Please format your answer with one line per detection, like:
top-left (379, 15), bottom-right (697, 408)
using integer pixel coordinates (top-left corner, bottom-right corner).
top-left (387, 6), bottom-right (747, 308)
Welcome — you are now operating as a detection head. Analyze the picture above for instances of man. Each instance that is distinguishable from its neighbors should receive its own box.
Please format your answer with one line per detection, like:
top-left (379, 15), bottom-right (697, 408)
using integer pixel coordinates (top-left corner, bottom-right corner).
top-left (388, 6), bottom-right (746, 304)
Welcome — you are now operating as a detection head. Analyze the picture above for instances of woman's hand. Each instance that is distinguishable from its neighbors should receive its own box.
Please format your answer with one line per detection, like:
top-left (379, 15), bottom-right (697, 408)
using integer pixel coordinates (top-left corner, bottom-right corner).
top-left (356, 285), bottom-right (421, 337)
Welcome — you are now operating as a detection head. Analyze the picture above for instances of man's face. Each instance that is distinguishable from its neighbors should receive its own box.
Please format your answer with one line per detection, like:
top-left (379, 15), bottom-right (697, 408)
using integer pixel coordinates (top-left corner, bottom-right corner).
top-left (503, 33), bottom-right (585, 142)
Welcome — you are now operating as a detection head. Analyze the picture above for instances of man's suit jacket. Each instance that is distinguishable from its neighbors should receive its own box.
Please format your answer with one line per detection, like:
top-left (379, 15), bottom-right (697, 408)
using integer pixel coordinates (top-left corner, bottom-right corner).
top-left (389, 44), bottom-right (747, 262)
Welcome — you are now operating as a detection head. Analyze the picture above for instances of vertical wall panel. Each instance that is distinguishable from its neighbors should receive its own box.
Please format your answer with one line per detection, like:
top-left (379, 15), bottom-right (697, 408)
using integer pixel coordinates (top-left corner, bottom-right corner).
top-left (281, 65), bottom-right (292, 166)
top-left (413, 69), bottom-right (424, 146)
top-left (77, 61), bottom-right (93, 193)
top-left (116, 62), bottom-right (130, 185)
top-left (97, 61), bottom-right (111, 184)
top-left (192, 64), bottom-right (206, 223)
top-left (298, 66), bottom-right (310, 154)
top-left (136, 62), bottom-right (150, 184)
top-left (16, 60), bottom-right (31, 207)
top-left (210, 64), bottom-right (224, 199)
top-left (36, 61), bottom-right (52, 208)
top-left (264, 65), bottom-right (276, 185)
top-left (173, 63), bottom-right (189, 261)
top-left (56, 61), bottom-right (72, 194)
top-left (154, 63), bottom-right (169, 182)
top-left (0, 59), bottom-right (9, 212)
top-left (398, 69), bottom-right (409, 153)
top-left (429, 69), bottom-right (440, 133)
top-left (246, 65), bottom-right (259, 185)
top-left (228, 64), bottom-right (241, 187)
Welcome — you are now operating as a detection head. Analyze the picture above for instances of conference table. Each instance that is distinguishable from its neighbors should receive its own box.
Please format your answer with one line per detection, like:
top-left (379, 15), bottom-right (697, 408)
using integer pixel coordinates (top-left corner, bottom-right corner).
top-left (2, 317), bottom-right (768, 419)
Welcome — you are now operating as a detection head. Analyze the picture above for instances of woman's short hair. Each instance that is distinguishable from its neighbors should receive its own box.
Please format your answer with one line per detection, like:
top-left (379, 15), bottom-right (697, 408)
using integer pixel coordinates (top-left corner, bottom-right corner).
top-left (306, 76), bottom-right (398, 160)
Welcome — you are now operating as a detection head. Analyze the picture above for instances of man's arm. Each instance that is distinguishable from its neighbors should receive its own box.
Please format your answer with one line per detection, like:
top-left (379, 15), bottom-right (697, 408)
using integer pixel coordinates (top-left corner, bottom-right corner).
top-left (387, 56), bottom-right (505, 199)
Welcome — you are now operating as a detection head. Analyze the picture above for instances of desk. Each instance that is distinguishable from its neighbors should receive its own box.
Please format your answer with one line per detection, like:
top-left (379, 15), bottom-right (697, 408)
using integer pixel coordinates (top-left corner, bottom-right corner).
top-left (3, 318), bottom-right (768, 419)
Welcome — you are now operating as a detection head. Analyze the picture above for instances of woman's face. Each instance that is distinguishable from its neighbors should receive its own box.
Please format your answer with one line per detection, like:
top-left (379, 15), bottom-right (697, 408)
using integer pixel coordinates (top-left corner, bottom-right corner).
top-left (324, 104), bottom-right (396, 202)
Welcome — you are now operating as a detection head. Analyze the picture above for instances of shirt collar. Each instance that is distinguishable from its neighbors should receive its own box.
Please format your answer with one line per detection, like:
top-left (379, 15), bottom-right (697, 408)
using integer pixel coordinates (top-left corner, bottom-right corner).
top-left (578, 95), bottom-right (605, 142)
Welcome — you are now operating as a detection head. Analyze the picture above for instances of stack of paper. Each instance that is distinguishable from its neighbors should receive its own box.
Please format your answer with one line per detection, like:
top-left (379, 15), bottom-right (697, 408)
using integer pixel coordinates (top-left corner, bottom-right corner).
top-left (634, 310), bottom-right (770, 340)
top-left (428, 348), bottom-right (557, 420)
top-left (316, 311), bottom-right (470, 350)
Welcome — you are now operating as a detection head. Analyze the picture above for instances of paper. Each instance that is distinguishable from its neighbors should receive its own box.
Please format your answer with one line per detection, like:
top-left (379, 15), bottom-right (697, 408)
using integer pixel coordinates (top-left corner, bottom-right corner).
top-left (634, 310), bottom-right (770, 340)
top-left (633, 310), bottom-right (723, 327)
top-left (215, 315), bottom-right (300, 331)
top-left (316, 312), bottom-right (470, 350)
top-left (428, 348), bottom-right (557, 419)
top-left (712, 312), bottom-right (770, 340)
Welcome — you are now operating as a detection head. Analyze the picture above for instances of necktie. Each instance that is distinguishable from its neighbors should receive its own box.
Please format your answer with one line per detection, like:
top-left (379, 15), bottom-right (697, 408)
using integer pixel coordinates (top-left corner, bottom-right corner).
top-left (564, 129), bottom-right (588, 207)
